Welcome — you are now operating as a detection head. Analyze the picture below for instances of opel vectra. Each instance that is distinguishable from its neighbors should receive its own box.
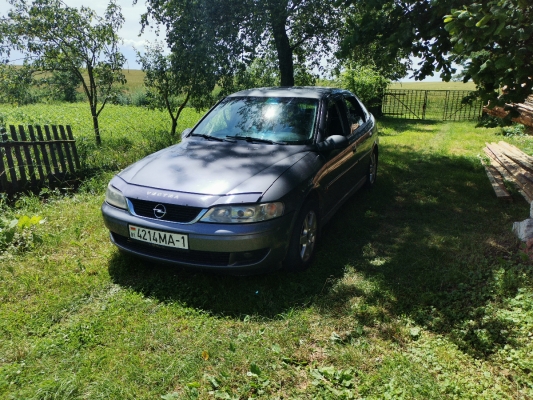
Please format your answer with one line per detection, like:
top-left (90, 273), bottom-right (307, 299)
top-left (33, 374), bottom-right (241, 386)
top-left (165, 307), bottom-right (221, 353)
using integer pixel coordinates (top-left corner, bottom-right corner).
top-left (102, 87), bottom-right (378, 274)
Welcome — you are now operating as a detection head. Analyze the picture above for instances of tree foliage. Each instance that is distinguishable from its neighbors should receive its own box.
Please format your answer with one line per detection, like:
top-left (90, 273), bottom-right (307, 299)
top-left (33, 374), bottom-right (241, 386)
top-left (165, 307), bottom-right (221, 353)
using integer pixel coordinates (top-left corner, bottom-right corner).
top-left (338, 2), bottom-right (411, 81)
top-left (137, 43), bottom-right (198, 138)
top-left (0, 64), bottom-right (36, 105)
top-left (444, 0), bottom-right (533, 105)
top-left (257, 0), bottom-right (342, 86)
top-left (139, 0), bottom-right (250, 103)
top-left (0, 0), bottom-right (126, 145)
top-left (338, 65), bottom-right (390, 113)
top-left (141, 0), bottom-right (341, 89)
top-left (340, 0), bottom-right (459, 82)
top-left (341, 0), bottom-right (532, 105)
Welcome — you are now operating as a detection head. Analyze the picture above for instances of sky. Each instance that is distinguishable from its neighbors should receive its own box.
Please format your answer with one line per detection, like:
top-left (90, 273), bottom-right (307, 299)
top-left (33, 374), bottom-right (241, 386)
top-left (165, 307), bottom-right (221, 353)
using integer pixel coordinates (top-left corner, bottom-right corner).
top-left (0, 0), bottom-right (163, 69)
top-left (0, 0), bottom-right (441, 82)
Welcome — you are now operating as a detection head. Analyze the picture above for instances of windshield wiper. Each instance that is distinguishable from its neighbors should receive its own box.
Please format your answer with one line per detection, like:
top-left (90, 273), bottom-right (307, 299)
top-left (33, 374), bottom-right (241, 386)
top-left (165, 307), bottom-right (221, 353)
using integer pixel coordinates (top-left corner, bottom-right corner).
top-left (225, 135), bottom-right (286, 145)
top-left (189, 133), bottom-right (224, 142)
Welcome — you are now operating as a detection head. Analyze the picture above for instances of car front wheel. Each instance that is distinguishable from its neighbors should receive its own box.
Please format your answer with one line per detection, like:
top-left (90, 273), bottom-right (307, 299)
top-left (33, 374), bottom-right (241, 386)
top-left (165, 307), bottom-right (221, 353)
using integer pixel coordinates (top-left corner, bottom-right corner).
top-left (283, 200), bottom-right (319, 272)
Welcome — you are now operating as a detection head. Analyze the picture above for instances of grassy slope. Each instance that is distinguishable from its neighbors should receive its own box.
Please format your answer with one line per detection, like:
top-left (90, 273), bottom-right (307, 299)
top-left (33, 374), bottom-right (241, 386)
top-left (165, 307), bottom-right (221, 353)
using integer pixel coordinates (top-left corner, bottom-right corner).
top-left (1, 107), bottom-right (533, 398)
top-left (112, 69), bottom-right (479, 92)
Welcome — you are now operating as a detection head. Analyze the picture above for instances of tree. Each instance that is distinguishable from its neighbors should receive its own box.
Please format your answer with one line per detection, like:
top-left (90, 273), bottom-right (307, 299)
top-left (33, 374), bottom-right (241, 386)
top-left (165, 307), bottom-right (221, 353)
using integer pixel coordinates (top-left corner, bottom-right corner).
top-left (341, 0), bottom-right (533, 105)
top-left (258, 0), bottom-right (342, 86)
top-left (141, 0), bottom-right (341, 89)
top-left (444, 0), bottom-right (533, 105)
top-left (137, 43), bottom-right (198, 138)
top-left (139, 0), bottom-right (251, 103)
top-left (0, 0), bottom-right (126, 145)
top-left (0, 64), bottom-right (36, 105)
top-left (340, 0), bottom-right (460, 81)
top-left (337, 2), bottom-right (411, 82)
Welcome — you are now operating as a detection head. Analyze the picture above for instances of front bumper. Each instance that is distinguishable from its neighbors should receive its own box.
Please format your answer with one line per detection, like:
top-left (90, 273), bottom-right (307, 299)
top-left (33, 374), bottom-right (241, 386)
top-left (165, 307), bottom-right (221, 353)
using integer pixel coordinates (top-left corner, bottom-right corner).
top-left (101, 202), bottom-right (295, 274)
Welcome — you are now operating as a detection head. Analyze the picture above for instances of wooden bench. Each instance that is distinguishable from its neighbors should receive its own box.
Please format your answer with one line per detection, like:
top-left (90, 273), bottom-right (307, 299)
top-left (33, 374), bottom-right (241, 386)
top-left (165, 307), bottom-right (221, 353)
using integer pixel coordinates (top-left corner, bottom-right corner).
top-left (0, 125), bottom-right (80, 195)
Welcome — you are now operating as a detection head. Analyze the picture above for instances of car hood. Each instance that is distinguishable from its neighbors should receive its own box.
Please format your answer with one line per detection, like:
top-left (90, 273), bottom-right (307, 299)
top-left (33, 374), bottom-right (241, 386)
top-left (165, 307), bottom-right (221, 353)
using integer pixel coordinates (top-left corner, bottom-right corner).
top-left (118, 139), bottom-right (309, 197)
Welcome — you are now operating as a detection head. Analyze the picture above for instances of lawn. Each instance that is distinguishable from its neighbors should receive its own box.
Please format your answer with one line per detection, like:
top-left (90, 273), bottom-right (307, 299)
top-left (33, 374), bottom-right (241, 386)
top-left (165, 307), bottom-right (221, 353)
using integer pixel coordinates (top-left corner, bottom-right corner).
top-left (1, 105), bottom-right (533, 398)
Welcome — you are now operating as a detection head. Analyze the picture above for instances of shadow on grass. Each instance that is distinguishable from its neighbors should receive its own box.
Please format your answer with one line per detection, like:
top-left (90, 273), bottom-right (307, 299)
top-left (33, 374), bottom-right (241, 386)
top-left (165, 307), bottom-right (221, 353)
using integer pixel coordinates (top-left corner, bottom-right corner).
top-left (108, 143), bottom-right (532, 358)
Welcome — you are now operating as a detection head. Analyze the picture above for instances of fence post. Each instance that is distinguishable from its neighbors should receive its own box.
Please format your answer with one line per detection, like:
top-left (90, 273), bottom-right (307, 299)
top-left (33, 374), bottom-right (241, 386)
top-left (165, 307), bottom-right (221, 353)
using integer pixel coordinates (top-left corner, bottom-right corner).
top-left (9, 125), bottom-right (27, 187)
top-left (27, 126), bottom-right (45, 186)
top-left (0, 128), bottom-right (10, 193)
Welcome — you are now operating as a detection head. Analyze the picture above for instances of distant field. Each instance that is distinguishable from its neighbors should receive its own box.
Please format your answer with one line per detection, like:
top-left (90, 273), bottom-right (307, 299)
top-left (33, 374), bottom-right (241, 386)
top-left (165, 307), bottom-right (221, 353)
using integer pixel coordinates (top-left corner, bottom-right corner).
top-left (121, 69), bottom-right (145, 91)
top-left (117, 71), bottom-right (478, 92)
top-left (389, 81), bottom-right (477, 91)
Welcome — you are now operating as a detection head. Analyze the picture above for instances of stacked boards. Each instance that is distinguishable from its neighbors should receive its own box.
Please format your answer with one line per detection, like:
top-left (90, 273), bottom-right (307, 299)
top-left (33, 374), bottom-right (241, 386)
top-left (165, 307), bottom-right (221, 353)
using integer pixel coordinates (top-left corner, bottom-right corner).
top-left (483, 141), bottom-right (533, 203)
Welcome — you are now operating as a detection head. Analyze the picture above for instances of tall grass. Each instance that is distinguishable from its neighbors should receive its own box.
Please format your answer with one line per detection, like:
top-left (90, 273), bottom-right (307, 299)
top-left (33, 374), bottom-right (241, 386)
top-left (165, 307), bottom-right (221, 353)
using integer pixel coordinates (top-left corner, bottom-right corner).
top-left (0, 103), bottom-right (203, 172)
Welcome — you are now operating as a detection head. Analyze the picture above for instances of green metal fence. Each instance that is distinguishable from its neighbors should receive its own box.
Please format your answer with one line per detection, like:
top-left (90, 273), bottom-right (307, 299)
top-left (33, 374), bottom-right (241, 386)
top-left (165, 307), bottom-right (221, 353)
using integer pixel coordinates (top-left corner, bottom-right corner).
top-left (382, 89), bottom-right (483, 121)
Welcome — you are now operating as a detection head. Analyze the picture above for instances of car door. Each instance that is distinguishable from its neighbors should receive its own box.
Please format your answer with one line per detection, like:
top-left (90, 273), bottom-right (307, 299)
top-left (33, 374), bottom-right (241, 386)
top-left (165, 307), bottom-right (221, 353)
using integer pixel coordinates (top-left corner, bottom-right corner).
top-left (315, 96), bottom-right (360, 213)
top-left (342, 94), bottom-right (374, 184)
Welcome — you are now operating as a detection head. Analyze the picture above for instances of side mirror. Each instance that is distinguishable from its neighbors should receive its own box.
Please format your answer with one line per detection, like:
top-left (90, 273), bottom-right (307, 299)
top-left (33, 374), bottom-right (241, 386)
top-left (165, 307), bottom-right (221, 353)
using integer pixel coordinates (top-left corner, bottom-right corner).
top-left (316, 135), bottom-right (348, 152)
top-left (181, 128), bottom-right (192, 138)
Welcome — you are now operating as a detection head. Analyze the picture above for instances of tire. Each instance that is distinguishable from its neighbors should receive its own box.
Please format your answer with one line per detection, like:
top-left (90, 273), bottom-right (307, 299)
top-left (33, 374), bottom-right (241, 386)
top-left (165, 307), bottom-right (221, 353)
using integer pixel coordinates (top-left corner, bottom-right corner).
top-left (283, 200), bottom-right (319, 272)
top-left (366, 149), bottom-right (378, 188)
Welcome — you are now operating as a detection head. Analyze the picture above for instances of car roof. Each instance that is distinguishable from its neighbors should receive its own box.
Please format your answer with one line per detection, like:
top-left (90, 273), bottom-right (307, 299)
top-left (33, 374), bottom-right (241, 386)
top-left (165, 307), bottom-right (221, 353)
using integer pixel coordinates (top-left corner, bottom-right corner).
top-left (227, 86), bottom-right (350, 100)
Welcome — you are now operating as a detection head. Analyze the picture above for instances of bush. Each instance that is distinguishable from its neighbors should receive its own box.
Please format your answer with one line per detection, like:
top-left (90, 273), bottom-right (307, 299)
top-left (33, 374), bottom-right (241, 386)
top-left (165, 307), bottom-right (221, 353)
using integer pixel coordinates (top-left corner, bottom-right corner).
top-left (338, 65), bottom-right (390, 116)
top-left (114, 88), bottom-right (150, 107)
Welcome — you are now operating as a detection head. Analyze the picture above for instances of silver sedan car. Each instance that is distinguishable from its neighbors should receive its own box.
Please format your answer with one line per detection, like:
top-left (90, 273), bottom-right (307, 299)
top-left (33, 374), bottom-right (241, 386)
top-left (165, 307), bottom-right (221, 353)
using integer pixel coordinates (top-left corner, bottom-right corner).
top-left (101, 87), bottom-right (378, 274)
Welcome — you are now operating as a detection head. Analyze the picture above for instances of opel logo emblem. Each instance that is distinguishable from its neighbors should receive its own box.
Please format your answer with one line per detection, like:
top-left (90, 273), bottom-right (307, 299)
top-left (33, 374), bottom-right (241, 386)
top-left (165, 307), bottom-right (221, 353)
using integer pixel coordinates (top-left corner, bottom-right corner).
top-left (153, 204), bottom-right (167, 219)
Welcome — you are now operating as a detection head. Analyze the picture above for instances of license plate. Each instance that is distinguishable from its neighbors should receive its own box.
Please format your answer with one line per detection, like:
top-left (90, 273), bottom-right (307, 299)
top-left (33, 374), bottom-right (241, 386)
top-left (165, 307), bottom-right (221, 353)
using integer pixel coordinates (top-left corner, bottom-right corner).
top-left (129, 225), bottom-right (188, 249)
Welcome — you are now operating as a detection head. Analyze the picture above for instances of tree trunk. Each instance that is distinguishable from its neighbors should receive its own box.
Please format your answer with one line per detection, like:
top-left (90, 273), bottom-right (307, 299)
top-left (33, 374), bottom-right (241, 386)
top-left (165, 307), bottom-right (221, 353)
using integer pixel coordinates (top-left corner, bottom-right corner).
top-left (170, 117), bottom-right (177, 138)
top-left (91, 110), bottom-right (101, 146)
top-left (269, 7), bottom-right (294, 86)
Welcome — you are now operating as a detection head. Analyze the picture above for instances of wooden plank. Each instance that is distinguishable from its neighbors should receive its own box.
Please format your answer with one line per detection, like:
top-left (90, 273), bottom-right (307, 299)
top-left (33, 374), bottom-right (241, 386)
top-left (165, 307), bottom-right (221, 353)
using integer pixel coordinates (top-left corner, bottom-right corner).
top-left (494, 142), bottom-right (533, 175)
top-left (484, 164), bottom-right (512, 200)
top-left (51, 125), bottom-right (67, 174)
top-left (44, 125), bottom-right (60, 175)
top-left (66, 126), bottom-right (81, 170)
top-left (59, 125), bottom-right (75, 174)
top-left (0, 128), bottom-right (10, 193)
top-left (27, 126), bottom-right (45, 185)
top-left (9, 125), bottom-right (27, 187)
top-left (18, 125), bottom-right (38, 188)
top-left (497, 141), bottom-right (533, 166)
top-left (1, 129), bottom-right (18, 193)
top-left (485, 143), bottom-right (533, 202)
top-left (485, 150), bottom-right (532, 203)
top-left (487, 144), bottom-right (533, 186)
top-left (35, 125), bottom-right (53, 180)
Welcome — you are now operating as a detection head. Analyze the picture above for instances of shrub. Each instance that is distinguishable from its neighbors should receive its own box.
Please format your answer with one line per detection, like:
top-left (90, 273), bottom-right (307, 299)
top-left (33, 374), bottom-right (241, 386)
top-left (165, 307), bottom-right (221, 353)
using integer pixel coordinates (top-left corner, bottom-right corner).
top-left (338, 65), bottom-right (390, 116)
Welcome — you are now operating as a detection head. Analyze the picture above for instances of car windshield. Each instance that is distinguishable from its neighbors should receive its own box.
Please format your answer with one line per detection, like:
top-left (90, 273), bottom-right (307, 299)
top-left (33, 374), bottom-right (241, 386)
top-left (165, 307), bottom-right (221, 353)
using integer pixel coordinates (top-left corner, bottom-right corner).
top-left (192, 96), bottom-right (319, 144)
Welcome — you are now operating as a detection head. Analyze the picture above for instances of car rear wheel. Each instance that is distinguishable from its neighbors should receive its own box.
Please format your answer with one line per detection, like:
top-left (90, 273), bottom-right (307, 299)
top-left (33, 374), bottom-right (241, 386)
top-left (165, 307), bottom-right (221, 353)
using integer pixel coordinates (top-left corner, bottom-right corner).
top-left (283, 200), bottom-right (319, 272)
top-left (366, 149), bottom-right (378, 188)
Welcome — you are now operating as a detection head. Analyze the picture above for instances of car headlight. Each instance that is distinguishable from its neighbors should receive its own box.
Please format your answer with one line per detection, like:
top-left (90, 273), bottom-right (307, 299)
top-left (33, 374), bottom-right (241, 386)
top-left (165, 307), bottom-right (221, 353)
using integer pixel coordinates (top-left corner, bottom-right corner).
top-left (200, 202), bottom-right (284, 223)
top-left (105, 183), bottom-right (128, 210)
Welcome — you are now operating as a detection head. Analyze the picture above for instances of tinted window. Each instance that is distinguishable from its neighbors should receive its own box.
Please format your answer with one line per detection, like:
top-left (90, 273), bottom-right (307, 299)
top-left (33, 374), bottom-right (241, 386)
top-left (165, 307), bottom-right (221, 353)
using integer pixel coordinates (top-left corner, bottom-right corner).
top-left (325, 99), bottom-right (347, 137)
top-left (193, 97), bottom-right (319, 143)
top-left (343, 96), bottom-right (366, 135)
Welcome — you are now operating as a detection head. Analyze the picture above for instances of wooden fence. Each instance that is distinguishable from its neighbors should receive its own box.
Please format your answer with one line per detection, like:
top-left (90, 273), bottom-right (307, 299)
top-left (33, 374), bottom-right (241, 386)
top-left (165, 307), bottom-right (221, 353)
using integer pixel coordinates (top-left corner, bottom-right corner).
top-left (0, 125), bottom-right (80, 195)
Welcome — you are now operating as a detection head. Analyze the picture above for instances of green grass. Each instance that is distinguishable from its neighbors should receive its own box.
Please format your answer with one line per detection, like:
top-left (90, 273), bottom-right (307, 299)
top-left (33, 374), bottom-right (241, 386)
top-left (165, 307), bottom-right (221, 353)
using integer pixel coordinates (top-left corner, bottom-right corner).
top-left (1, 109), bottom-right (533, 398)
top-left (0, 103), bottom-right (203, 171)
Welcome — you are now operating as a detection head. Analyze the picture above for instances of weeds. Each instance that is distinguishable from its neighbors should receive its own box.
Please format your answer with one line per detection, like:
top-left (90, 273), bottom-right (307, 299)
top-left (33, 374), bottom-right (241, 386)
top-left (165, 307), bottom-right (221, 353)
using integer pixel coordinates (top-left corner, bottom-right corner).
top-left (0, 214), bottom-right (45, 256)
